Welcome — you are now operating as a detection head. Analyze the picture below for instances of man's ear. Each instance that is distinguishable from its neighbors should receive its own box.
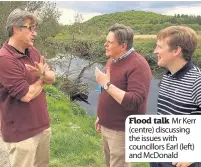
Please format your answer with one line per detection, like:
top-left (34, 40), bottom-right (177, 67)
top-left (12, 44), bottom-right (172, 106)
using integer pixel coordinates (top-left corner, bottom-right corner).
top-left (173, 46), bottom-right (182, 57)
top-left (121, 43), bottom-right (127, 50)
top-left (12, 26), bottom-right (19, 34)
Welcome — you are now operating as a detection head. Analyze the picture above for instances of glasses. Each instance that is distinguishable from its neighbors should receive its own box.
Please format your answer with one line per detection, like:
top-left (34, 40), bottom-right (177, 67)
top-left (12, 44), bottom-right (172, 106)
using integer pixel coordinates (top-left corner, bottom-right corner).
top-left (20, 25), bottom-right (37, 32)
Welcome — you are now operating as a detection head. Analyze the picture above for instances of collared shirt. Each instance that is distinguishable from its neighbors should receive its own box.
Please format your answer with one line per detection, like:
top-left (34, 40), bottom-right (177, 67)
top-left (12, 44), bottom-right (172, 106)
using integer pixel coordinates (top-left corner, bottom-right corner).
top-left (97, 47), bottom-right (135, 93)
top-left (12, 46), bottom-right (30, 57)
top-left (158, 61), bottom-right (201, 115)
top-left (112, 47), bottom-right (135, 63)
top-left (164, 61), bottom-right (194, 79)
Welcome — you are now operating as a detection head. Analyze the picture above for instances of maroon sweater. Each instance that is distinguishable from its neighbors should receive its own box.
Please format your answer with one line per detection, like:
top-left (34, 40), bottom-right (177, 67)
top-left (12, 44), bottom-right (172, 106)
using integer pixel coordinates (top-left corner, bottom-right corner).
top-left (0, 42), bottom-right (50, 142)
top-left (97, 51), bottom-right (152, 131)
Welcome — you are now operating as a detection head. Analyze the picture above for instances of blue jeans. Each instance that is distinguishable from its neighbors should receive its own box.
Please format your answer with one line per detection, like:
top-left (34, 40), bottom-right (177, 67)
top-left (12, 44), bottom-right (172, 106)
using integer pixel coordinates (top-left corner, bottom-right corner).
top-left (150, 162), bottom-right (201, 167)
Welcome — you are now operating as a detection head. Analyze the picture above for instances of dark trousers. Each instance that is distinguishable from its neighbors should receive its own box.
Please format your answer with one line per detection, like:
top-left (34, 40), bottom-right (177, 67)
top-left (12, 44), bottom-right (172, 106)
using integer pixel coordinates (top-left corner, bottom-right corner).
top-left (150, 162), bottom-right (201, 167)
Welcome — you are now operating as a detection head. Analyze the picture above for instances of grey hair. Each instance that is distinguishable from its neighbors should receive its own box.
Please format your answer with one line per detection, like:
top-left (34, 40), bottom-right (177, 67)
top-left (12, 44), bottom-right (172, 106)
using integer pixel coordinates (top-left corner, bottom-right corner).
top-left (6, 8), bottom-right (38, 37)
top-left (109, 23), bottom-right (134, 50)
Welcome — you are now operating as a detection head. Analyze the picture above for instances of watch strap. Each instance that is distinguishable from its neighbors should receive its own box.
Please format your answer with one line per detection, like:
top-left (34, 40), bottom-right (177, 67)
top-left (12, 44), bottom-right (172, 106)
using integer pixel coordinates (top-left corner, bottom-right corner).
top-left (107, 82), bottom-right (111, 88)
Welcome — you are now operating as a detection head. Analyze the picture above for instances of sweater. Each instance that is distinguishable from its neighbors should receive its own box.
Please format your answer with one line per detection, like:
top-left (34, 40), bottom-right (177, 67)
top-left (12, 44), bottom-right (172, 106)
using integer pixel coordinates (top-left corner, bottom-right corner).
top-left (97, 51), bottom-right (152, 131)
top-left (0, 42), bottom-right (50, 142)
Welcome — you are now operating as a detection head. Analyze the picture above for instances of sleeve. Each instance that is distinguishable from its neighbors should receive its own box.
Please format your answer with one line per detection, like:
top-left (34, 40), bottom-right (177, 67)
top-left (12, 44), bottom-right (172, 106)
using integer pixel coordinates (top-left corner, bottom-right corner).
top-left (121, 61), bottom-right (152, 111)
top-left (0, 56), bottom-right (29, 100)
top-left (192, 76), bottom-right (201, 108)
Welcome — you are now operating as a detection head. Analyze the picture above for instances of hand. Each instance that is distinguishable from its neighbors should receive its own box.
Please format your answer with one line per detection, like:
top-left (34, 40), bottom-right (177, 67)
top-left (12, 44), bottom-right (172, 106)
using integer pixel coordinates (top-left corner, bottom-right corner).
top-left (43, 63), bottom-right (51, 73)
top-left (95, 117), bottom-right (101, 133)
top-left (25, 56), bottom-right (50, 77)
top-left (95, 67), bottom-right (110, 86)
top-left (172, 162), bottom-right (193, 167)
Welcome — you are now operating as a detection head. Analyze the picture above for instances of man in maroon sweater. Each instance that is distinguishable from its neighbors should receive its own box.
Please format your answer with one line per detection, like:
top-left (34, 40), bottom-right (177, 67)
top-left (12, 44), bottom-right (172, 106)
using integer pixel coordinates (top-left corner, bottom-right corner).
top-left (95, 23), bottom-right (152, 167)
top-left (0, 9), bottom-right (55, 167)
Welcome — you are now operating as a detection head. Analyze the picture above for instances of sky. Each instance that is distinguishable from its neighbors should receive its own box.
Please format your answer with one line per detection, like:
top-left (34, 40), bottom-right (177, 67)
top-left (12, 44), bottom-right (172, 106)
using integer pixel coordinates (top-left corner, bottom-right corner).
top-left (56, 1), bottom-right (201, 25)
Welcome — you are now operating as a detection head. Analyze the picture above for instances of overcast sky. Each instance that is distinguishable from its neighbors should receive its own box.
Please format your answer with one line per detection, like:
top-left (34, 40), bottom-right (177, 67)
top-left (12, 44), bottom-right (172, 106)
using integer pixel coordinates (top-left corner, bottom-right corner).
top-left (56, 1), bottom-right (201, 25)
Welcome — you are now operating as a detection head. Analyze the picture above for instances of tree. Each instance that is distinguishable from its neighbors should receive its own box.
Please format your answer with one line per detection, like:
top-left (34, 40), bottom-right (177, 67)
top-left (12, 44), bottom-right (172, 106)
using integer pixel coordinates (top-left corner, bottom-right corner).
top-left (0, 1), bottom-right (25, 44)
top-left (67, 13), bottom-right (84, 40)
top-left (36, 2), bottom-right (61, 40)
top-left (0, 1), bottom-right (61, 46)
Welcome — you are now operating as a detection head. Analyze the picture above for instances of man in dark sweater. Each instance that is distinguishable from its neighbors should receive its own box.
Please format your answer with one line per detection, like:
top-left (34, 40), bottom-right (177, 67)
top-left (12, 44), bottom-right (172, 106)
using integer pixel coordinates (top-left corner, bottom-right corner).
top-left (95, 23), bottom-right (152, 167)
top-left (0, 9), bottom-right (55, 167)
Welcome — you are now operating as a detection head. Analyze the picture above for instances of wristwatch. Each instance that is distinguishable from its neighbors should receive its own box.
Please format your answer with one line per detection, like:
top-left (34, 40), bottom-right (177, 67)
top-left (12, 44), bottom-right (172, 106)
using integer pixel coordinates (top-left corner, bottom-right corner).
top-left (103, 82), bottom-right (111, 90)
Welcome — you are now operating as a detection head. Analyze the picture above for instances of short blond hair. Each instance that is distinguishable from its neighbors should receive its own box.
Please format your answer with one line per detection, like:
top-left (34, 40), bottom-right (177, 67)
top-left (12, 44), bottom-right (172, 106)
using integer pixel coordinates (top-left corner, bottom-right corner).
top-left (157, 26), bottom-right (198, 61)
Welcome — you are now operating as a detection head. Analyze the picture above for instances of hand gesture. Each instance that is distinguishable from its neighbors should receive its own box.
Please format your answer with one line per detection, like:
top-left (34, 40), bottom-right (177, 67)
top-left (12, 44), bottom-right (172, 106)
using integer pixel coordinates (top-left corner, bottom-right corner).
top-left (25, 56), bottom-right (50, 77)
top-left (95, 67), bottom-right (110, 86)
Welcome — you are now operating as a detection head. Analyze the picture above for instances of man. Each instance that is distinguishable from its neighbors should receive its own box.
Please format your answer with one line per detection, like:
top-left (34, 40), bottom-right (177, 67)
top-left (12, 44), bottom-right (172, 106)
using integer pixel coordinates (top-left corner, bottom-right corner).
top-left (0, 9), bottom-right (55, 167)
top-left (150, 26), bottom-right (201, 167)
top-left (95, 23), bottom-right (152, 167)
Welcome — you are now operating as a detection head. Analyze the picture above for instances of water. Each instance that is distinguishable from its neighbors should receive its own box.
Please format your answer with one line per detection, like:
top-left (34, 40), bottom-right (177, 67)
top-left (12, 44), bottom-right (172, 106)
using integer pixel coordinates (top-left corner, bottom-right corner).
top-left (76, 78), bottom-right (159, 116)
top-left (50, 55), bottom-right (159, 116)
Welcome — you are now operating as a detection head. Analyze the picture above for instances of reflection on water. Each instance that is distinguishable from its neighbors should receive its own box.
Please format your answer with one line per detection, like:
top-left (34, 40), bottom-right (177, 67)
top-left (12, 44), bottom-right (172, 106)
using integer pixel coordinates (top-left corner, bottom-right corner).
top-left (50, 55), bottom-right (159, 116)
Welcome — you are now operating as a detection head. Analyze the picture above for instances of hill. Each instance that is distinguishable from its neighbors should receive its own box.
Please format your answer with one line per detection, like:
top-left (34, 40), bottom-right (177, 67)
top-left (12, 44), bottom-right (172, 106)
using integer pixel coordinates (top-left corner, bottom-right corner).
top-left (62, 10), bottom-right (201, 36)
top-left (83, 10), bottom-right (171, 34)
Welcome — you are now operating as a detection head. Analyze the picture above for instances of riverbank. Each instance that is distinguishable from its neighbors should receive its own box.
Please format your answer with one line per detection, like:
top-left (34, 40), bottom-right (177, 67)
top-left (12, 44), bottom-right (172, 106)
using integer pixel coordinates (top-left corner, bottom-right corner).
top-left (47, 34), bottom-right (201, 70)
top-left (44, 85), bottom-right (105, 167)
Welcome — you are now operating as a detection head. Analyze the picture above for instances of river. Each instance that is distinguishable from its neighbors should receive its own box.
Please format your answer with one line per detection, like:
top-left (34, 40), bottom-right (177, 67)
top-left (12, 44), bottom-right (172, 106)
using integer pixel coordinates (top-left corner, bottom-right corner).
top-left (50, 55), bottom-right (159, 116)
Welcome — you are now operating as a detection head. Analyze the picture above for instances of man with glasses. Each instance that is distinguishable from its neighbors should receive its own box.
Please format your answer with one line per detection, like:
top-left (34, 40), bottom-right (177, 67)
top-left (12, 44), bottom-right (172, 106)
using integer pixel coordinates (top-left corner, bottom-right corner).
top-left (95, 23), bottom-right (152, 167)
top-left (20, 25), bottom-right (37, 32)
top-left (0, 8), bottom-right (55, 167)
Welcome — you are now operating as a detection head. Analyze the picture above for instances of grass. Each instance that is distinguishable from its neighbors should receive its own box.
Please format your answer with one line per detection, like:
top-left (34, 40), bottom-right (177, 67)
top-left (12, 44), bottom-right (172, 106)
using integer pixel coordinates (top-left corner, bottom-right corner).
top-left (45, 85), bottom-right (149, 167)
top-left (45, 85), bottom-right (104, 167)
top-left (135, 35), bottom-right (156, 39)
top-left (52, 33), bottom-right (201, 42)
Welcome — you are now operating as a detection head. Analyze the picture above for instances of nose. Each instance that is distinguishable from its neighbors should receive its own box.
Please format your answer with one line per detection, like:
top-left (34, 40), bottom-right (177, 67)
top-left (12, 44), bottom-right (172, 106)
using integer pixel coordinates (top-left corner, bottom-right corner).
top-left (32, 31), bottom-right (37, 36)
top-left (153, 47), bottom-right (157, 54)
top-left (104, 42), bottom-right (108, 47)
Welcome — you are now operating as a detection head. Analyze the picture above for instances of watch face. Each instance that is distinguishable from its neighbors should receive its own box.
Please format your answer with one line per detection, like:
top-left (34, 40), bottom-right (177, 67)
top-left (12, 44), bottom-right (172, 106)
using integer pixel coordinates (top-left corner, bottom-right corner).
top-left (103, 84), bottom-right (108, 90)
